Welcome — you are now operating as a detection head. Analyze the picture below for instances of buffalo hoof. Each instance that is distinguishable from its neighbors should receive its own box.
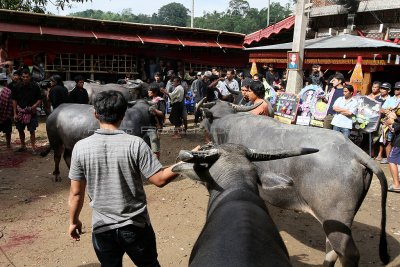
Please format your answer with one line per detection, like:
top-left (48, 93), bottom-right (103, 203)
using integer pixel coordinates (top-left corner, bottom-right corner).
top-left (54, 175), bottom-right (62, 182)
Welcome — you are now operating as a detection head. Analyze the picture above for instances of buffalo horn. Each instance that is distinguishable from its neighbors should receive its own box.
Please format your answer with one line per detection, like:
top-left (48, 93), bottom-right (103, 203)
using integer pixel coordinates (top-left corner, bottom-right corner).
top-left (196, 97), bottom-right (207, 110)
top-left (147, 100), bottom-right (156, 106)
top-left (203, 102), bottom-right (216, 108)
top-left (234, 101), bottom-right (262, 112)
top-left (178, 149), bottom-right (220, 163)
top-left (246, 148), bottom-right (319, 161)
top-left (128, 100), bottom-right (137, 106)
top-left (226, 86), bottom-right (239, 95)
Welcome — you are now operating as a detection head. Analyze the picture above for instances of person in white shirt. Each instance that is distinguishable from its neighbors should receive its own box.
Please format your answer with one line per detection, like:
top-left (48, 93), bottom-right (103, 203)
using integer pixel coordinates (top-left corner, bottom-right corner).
top-left (331, 84), bottom-right (358, 138)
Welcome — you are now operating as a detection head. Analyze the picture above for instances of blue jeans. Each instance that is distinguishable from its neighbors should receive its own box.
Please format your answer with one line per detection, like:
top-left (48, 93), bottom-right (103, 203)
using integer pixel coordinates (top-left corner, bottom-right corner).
top-left (92, 224), bottom-right (160, 267)
top-left (333, 126), bottom-right (351, 138)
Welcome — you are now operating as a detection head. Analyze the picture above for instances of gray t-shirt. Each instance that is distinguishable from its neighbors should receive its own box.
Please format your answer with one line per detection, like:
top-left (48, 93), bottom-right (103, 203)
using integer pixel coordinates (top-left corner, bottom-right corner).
top-left (69, 129), bottom-right (162, 234)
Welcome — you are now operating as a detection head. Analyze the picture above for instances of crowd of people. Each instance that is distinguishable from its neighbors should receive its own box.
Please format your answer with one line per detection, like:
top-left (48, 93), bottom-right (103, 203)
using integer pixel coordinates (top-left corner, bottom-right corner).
top-left (2, 58), bottom-right (400, 266)
top-left (0, 69), bottom-right (88, 154)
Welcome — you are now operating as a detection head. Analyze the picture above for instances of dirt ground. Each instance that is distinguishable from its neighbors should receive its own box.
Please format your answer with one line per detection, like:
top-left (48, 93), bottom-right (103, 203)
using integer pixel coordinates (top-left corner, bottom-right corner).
top-left (0, 118), bottom-right (400, 267)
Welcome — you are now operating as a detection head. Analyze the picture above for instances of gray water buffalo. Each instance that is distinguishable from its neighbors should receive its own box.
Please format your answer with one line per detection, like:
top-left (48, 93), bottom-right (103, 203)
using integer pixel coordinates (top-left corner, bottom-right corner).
top-left (64, 80), bottom-right (148, 103)
top-left (173, 143), bottom-right (318, 266)
top-left (198, 100), bottom-right (390, 267)
top-left (41, 100), bottom-right (154, 181)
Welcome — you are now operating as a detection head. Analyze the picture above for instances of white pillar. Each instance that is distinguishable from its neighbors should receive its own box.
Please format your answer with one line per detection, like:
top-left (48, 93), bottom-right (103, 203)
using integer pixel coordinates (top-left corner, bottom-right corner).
top-left (286, 0), bottom-right (309, 94)
top-left (191, 0), bottom-right (194, 28)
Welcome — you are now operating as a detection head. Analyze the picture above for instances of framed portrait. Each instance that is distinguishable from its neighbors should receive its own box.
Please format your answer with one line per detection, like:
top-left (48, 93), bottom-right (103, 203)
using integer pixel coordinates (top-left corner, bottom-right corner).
top-left (287, 51), bottom-right (299, 70)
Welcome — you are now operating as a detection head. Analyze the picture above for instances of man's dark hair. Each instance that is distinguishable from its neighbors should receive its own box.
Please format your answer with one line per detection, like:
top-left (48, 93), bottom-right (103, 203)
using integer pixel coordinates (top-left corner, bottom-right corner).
top-left (373, 81), bottom-right (382, 87)
top-left (173, 76), bottom-right (182, 84)
top-left (21, 69), bottom-right (30, 76)
top-left (94, 91), bottom-right (127, 124)
top-left (154, 72), bottom-right (161, 77)
top-left (74, 75), bottom-right (85, 83)
top-left (344, 84), bottom-right (354, 94)
top-left (249, 80), bottom-right (266, 98)
top-left (149, 83), bottom-right (161, 96)
top-left (333, 73), bottom-right (345, 83)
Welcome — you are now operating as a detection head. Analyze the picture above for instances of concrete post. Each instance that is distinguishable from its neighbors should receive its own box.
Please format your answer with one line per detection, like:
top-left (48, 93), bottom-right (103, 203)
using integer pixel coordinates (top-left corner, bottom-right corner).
top-left (286, 0), bottom-right (309, 94)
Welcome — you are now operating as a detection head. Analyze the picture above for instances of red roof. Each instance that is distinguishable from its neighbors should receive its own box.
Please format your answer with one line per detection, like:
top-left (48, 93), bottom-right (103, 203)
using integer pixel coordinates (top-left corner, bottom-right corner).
top-left (0, 22), bottom-right (244, 49)
top-left (244, 16), bottom-right (295, 46)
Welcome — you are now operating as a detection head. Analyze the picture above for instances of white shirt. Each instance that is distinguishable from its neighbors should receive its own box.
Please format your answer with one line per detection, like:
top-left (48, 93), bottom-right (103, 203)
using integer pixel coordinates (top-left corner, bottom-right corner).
top-left (331, 96), bottom-right (358, 129)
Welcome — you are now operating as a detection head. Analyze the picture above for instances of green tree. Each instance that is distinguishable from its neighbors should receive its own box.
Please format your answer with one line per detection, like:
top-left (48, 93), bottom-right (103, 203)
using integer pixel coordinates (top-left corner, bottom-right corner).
top-left (227, 0), bottom-right (250, 17)
top-left (156, 2), bottom-right (189, 27)
top-left (0, 0), bottom-right (90, 13)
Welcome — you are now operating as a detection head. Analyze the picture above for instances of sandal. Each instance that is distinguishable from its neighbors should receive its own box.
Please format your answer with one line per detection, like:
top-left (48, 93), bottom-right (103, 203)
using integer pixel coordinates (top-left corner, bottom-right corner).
top-left (388, 185), bottom-right (400, 193)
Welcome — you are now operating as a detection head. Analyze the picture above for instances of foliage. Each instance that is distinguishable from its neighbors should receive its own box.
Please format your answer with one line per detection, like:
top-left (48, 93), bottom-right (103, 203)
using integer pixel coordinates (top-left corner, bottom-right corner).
top-left (194, 1), bottom-right (292, 34)
top-left (155, 2), bottom-right (189, 27)
top-left (0, 0), bottom-right (90, 13)
top-left (2, 0), bottom-right (293, 34)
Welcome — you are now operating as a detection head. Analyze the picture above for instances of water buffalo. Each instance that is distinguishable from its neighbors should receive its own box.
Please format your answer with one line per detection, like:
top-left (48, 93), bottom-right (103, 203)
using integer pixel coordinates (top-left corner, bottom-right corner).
top-left (41, 100), bottom-right (154, 181)
top-left (173, 143), bottom-right (318, 266)
top-left (64, 80), bottom-right (148, 103)
top-left (198, 100), bottom-right (390, 267)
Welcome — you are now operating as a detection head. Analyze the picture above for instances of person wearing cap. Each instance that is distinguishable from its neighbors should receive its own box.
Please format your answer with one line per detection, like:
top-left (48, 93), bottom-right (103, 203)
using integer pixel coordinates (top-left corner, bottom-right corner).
top-left (0, 73), bottom-right (13, 149)
top-left (378, 82), bottom-right (400, 164)
top-left (331, 84), bottom-right (358, 138)
top-left (383, 107), bottom-right (400, 192)
top-left (247, 80), bottom-right (269, 116)
top-left (375, 82), bottom-right (390, 105)
top-left (323, 72), bottom-right (345, 129)
top-left (374, 82), bottom-right (391, 161)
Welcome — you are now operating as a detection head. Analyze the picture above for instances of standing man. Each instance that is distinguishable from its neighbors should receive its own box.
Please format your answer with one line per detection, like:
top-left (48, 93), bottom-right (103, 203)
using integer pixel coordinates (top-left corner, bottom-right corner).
top-left (69, 75), bottom-right (89, 104)
top-left (12, 69), bottom-right (42, 153)
top-left (379, 82), bottom-right (400, 164)
top-left (8, 69), bottom-right (21, 93)
top-left (265, 65), bottom-right (279, 89)
top-left (306, 64), bottom-right (324, 87)
top-left (68, 90), bottom-right (182, 266)
top-left (191, 72), bottom-right (205, 124)
top-left (0, 73), bottom-right (13, 149)
top-left (161, 76), bottom-right (184, 139)
top-left (323, 73), bottom-right (345, 129)
top-left (331, 84), bottom-right (358, 137)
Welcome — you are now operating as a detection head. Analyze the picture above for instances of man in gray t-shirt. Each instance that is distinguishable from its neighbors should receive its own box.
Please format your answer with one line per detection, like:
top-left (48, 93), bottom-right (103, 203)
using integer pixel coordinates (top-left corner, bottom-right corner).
top-left (68, 90), bottom-right (181, 267)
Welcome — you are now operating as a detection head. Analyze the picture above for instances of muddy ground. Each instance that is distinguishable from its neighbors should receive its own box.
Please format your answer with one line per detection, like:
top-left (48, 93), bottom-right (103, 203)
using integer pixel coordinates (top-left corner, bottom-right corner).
top-left (0, 118), bottom-right (400, 267)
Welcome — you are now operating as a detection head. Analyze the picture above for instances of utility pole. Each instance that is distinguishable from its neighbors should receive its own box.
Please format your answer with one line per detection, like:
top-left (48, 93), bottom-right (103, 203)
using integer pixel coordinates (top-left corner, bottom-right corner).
top-left (191, 0), bottom-right (194, 28)
top-left (286, 0), bottom-right (310, 94)
top-left (267, 0), bottom-right (270, 26)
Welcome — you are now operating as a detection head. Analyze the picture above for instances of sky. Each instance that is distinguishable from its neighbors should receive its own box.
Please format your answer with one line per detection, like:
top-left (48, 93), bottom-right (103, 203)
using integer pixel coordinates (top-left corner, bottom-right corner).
top-left (47, 0), bottom-right (292, 17)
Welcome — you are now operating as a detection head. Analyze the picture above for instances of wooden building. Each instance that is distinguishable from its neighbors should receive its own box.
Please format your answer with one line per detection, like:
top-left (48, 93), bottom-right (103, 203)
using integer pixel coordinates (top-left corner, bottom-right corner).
top-left (0, 9), bottom-right (246, 81)
top-left (244, 0), bottom-right (400, 94)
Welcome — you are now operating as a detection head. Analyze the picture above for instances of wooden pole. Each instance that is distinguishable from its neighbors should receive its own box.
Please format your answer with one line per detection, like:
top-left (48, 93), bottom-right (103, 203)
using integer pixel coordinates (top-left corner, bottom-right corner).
top-left (286, 0), bottom-right (309, 94)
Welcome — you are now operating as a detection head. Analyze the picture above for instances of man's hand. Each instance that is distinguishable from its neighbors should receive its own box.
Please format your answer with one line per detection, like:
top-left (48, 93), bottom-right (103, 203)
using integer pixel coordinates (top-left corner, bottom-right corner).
top-left (13, 114), bottom-right (18, 122)
top-left (69, 220), bottom-right (83, 241)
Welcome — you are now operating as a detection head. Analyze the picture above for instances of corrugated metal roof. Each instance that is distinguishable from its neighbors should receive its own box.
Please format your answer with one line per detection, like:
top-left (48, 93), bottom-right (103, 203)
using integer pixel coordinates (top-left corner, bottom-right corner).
top-left (246, 34), bottom-right (400, 51)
